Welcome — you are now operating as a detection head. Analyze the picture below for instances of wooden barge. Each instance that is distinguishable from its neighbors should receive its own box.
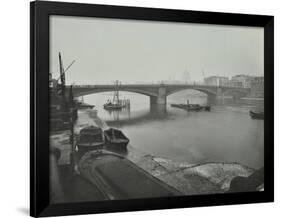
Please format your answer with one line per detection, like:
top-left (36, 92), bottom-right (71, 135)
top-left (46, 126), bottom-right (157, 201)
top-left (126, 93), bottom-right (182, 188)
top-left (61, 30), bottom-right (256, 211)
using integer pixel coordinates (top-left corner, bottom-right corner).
top-left (104, 128), bottom-right (129, 150)
top-left (78, 150), bottom-right (181, 200)
top-left (171, 103), bottom-right (211, 112)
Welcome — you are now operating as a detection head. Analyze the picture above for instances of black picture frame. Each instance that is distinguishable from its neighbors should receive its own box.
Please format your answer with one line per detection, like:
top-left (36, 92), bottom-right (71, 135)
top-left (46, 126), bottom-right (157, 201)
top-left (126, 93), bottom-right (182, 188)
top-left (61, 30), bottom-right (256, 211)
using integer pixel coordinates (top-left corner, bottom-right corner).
top-left (30, 1), bottom-right (274, 217)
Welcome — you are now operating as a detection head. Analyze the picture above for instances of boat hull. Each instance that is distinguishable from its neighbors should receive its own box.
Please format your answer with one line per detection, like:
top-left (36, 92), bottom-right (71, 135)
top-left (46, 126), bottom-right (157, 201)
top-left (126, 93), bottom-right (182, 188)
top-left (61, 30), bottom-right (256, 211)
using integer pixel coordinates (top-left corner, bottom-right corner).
top-left (77, 142), bottom-right (104, 154)
top-left (78, 150), bottom-right (181, 200)
top-left (171, 104), bottom-right (211, 111)
top-left (77, 105), bottom-right (94, 109)
top-left (249, 111), bottom-right (264, 119)
top-left (104, 128), bottom-right (129, 150)
top-left (103, 104), bottom-right (124, 110)
top-left (76, 125), bottom-right (105, 154)
top-left (105, 140), bottom-right (129, 150)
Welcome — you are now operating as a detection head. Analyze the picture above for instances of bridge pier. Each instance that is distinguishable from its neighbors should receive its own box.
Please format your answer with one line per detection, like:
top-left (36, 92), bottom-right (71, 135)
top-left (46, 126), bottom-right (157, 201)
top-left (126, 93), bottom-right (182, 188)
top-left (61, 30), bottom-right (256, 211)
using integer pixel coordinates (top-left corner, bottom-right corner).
top-left (215, 87), bottom-right (225, 99)
top-left (207, 94), bottom-right (218, 105)
top-left (150, 87), bottom-right (167, 106)
top-left (150, 96), bottom-right (167, 105)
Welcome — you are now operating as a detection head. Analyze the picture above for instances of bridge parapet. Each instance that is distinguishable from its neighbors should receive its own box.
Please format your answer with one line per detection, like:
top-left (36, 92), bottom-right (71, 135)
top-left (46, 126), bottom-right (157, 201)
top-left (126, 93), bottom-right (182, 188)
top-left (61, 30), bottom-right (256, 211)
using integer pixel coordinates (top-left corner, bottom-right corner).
top-left (70, 84), bottom-right (250, 105)
top-left (71, 84), bottom-right (249, 90)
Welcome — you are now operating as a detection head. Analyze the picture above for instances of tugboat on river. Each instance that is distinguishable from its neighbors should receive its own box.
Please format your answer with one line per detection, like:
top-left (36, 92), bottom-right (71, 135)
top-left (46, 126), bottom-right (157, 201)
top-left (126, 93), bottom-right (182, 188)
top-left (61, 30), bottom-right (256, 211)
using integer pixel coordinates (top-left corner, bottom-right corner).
top-left (171, 100), bottom-right (211, 112)
top-left (103, 80), bottom-right (130, 110)
top-left (75, 96), bottom-right (95, 109)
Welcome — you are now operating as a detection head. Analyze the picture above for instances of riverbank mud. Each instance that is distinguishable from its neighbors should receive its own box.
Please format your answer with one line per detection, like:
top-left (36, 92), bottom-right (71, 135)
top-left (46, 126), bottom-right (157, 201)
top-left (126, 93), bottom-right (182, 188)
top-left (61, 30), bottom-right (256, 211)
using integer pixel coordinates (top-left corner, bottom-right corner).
top-left (126, 153), bottom-right (254, 195)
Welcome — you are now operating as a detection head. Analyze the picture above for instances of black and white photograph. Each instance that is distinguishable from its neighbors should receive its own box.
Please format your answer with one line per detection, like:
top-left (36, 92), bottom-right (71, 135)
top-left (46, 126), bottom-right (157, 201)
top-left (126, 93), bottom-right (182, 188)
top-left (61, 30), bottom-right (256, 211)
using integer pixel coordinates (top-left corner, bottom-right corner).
top-left (0, 0), bottom-right (279, 217)
top-left (49, 15), bottom-right (265, 203)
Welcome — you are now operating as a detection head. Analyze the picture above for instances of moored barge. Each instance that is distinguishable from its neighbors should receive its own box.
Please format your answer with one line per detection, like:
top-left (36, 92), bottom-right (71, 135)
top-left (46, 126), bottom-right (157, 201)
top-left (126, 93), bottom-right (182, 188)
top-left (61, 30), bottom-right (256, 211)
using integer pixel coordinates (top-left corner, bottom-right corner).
top-left (76, 125), bottom-right (104, 154)
top-left (104, 128), bottom-right (129, 150)
top-left (171, 103), bottom-right (211, 111)
top-left (78, 150), bottom-right (181, 200)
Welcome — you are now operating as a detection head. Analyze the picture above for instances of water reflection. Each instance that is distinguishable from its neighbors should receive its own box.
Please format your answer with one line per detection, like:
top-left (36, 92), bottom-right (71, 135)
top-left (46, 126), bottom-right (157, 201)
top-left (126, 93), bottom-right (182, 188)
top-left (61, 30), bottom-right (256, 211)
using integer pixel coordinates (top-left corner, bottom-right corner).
top-left (106, 106), bottom-right (171, 127)
top-left (211, 97), bottom-right (264, 109)
top-left (105, 107), bottom-right (131, 122)
top-left (150, 104), bottom-right (167, 116)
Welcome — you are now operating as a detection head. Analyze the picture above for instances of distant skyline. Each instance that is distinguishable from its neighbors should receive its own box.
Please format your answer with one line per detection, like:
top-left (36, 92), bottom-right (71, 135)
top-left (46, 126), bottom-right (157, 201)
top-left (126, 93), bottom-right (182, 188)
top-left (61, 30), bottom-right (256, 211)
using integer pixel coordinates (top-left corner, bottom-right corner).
top-left (50, 15), bottom-right (264, 85)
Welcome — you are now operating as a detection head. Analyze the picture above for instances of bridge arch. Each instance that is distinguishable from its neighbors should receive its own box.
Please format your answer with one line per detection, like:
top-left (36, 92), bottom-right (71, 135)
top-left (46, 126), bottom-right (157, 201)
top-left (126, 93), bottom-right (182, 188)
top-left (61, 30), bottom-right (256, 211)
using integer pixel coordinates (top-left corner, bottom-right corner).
top-left (222, 88), bottom-right (250, 98)
top-left (70, 84), bottom-right (250, 107)
top-left (72, 88), bottom-right (159, 98)
top-left (166, 87), bottom-right (217, 97)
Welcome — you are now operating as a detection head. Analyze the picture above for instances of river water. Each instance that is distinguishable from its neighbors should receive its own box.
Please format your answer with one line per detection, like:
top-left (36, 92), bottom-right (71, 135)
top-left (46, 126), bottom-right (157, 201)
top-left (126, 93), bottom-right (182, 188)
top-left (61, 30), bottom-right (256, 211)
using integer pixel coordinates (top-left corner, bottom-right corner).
top-left (83, 90), bottom-right (264, 169)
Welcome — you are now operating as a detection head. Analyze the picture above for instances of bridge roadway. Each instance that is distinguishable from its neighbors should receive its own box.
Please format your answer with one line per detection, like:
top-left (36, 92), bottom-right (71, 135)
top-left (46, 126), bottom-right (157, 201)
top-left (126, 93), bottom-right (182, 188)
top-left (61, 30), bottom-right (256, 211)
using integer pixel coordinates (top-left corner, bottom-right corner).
top-left (69, 83), bottom-right (250, 106)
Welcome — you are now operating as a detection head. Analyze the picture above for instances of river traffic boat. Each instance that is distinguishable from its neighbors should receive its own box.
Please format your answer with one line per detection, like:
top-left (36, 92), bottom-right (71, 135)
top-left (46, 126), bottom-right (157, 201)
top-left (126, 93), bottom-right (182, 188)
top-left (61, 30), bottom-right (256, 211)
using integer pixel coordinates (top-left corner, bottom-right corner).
top-left (249, 110), bottom-right (264, 120)
top-left (171, 103), bottom-right (211, 112)
top-left (103, 102), bottom-right (124, 110)
top-left (103, 80), bottom-right (129, 110)
top-left (76, 125), bottom-right (104, 154)
top-left (75, 96), bottom-right (95, 109)
top-left (104, 128), bottom-right (129, 150)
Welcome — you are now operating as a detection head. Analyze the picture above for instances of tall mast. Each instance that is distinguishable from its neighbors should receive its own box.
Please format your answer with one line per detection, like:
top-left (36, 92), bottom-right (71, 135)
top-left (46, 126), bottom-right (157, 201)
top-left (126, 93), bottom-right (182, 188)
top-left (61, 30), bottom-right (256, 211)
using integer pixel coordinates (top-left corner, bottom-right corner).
top-left (59, 52), bottom-right (66, 96)
top-left (202, 69), bottom-right (205, 83)
top-left (117, 80), bottom-right (120, 103)
top-left (113, 80), bottom-right (120, 104)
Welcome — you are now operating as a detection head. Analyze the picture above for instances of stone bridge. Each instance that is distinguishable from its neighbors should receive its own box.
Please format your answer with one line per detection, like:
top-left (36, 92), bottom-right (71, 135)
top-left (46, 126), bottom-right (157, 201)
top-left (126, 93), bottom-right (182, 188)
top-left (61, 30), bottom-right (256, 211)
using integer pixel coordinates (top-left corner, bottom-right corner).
top-left (69, 84), bottom-right (250, 105)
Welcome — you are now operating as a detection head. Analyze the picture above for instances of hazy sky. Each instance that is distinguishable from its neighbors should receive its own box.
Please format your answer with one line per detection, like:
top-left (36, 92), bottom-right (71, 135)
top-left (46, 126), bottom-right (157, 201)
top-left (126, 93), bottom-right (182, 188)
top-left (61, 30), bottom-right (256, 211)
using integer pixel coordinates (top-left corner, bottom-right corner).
top-left (50, 15), bottom-right (264, 84)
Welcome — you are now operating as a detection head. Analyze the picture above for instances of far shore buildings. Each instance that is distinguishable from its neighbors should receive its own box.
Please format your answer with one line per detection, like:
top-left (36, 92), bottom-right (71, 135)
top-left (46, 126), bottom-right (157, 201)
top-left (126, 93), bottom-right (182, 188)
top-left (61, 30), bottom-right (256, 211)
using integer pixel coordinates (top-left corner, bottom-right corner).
top-left (182, 70), bottom-right (192, 84)
top-left (204, 74), bottom-right (264, 98)
top-left (204, 76), bottom-right (229, 87)
top-left (249, 76), bottom-right (264, 98)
